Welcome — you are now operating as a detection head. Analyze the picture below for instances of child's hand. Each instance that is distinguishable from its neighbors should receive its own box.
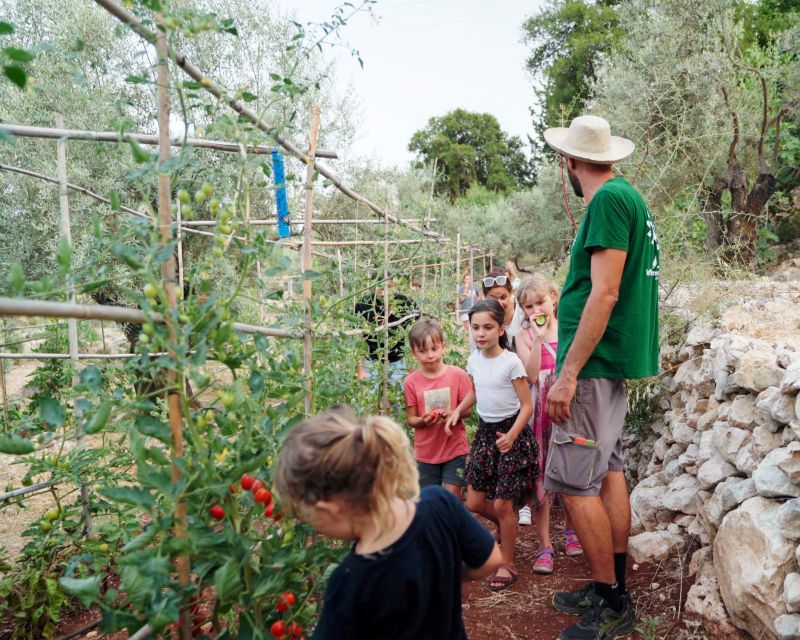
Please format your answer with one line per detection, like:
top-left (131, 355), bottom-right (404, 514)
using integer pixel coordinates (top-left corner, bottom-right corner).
top-left (421, 412), bottom-right (436, 426)
top-left (495, 431), bottom-right (517, 454)
top-left (445, 409), bottom-right (460, 432)
top-left (529, 314), bottom-right (548, 339)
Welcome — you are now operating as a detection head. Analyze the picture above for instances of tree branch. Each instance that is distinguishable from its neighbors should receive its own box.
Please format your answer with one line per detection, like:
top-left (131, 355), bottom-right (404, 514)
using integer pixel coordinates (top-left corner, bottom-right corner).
top-left (720, 85), bottom-right (739, 169)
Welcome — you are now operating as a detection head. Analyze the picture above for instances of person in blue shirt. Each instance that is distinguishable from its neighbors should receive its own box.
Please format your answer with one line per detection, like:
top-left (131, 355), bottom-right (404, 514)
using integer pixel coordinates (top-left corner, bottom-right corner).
top-left (274, 406), bottom-right (502, 639)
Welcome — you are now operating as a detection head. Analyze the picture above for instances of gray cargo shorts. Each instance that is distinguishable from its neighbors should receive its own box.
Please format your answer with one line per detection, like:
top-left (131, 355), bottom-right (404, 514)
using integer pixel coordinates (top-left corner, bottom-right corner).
top-left (543, 378), bottom-right (627, 497)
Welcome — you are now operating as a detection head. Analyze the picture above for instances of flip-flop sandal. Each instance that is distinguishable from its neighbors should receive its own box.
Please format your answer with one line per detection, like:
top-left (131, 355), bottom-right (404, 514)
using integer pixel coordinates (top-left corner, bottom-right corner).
top-left (487, 564), bottom-right (518, 592)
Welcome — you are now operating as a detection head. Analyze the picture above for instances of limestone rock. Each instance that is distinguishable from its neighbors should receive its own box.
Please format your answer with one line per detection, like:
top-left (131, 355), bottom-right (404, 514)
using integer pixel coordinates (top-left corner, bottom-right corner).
top-left (684, 560), bottom-right (741, 638)
top-left (697, 430), bottom-right (716, 468)
top-left (692, 351), bottom-right (718, 398)
top-left (778, 499), bottom-right (800, 540)
top-left (717, 477), bottom-right (757, 511)
top-left (689, 546), bottom-right (712, 576)
top-left (673, 419), bottom-right (696, 446)
top-left (785, 573), bottom-right (800, 614)
top-left (678, 444), bottom-right (699, 469)
top-left (735, 443), bottom-right (760, 476)
top-left (663, 443), bottom-right (684, 466)
top-left (698, 455), bottom-right (739, 491)
top-left (654, 436), bottom-right (671, 461)
top-left (757, 386), bottom-right (783, 433)
top-left (713, 423), bottom-right (752, 463)
top-left (688, 512), bottom-right (711, 545)
top-left (774, 393), bottom-right (798, 425)
top-left (697, 397), bottom-right (721, 431)
top-left (663, 459), bottom-right (683, 484)
top-left (775, 614), bottom-right (800, 640)
top-left (754, 444), bottom-right (800, 498)
top-left (730, 350), bottom-right (783, 394)
top-left (729, 395), bottom-right (758, 430)
top-left (686, 322), bottom-right (717, 347)
top-left (628, 530), bottom-right (685, 564)
top-left (781, 362), bottom-right (800, 394)
top-left (673, 358), bottom-right (701, 392)
top-left (715, 497), bottom-right (795, 639)
top-left (663, 474), bottom-right (701, 514)
top-left (753, 425), bottom-right (784, 458)
top-left (630, 482), bottom-right (668, 530)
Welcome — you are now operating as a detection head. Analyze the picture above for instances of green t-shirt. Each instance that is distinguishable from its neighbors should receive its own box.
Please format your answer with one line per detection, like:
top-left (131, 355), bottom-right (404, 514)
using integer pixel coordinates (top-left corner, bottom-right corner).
top-left (557, 177), bottom-right (660, 379)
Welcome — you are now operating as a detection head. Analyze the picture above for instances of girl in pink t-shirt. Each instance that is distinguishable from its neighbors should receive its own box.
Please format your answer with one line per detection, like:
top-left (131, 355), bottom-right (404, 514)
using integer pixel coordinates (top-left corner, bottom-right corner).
top-left (404, 319), bottom-right (472, 498)
top-left (515, 275), bottom-right (584, 574)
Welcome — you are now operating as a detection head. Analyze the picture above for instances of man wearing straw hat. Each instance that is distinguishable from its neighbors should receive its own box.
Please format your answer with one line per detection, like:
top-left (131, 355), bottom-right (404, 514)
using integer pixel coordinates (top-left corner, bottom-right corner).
top-left (542, 115), bottom-right (659, 640)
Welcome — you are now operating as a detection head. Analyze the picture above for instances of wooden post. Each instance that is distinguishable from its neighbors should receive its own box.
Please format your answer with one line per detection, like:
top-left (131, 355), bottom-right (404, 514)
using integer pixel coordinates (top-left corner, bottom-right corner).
top-left (482, 254), bottom-right (486, 277)
top-left (455, 231), bottom-right (461, 324)
top-left (0, 319), bottom-right (7, 424)
top-left (420, 158), bottom-right (437, 313)
top-left (301, 106), bottom-right (321, 416)
top-left (490, 253), bottom-right (494, 271)
top-left (336, 247), bottom-right (344, 298)
top-left (154, 17), bottom-right (191, 640)
top-left (56, 113), bottom-right (94, 539)
top-left (100, 321), bottom-right (107, 352)
top-left (382, 213), bottom-right (390, 415)
top-left (469, 246), bottom-right (475, 293)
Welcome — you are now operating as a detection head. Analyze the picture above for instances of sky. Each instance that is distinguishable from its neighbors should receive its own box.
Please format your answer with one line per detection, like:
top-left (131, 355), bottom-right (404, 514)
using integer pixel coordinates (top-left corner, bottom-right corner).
top-left (277, 0), bottom-right (546, 167)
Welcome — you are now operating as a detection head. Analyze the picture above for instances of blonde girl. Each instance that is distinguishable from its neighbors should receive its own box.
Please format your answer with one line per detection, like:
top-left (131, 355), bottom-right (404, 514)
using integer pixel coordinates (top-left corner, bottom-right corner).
top-left (275, 407), bottom-right (501, 639)
top-left (515, 275), bottom-right (583, 574)
top-left (447, 299), bottom-right (535, 591)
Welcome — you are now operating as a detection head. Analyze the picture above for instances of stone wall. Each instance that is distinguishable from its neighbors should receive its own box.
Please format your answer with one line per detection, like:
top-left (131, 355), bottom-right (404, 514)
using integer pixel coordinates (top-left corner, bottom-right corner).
top-left (628, 324), bottom-right (800, 640)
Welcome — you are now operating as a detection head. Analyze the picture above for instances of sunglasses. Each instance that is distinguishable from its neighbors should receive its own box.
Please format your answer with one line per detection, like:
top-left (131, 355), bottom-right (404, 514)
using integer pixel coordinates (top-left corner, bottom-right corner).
top-left (483, 275), bottom-right (508, 288)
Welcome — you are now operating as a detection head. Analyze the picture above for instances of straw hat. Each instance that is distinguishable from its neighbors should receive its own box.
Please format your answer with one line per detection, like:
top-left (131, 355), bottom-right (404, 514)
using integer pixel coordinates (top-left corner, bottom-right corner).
top-left (543, 115), bottom-right (634, 164)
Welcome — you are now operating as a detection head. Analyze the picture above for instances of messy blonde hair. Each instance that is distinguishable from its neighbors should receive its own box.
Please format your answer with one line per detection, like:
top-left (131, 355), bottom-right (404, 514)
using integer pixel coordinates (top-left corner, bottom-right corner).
top-left (274, 406), bottom-right (419, 534)
top-left (516, 274), bottom-right (560, 325)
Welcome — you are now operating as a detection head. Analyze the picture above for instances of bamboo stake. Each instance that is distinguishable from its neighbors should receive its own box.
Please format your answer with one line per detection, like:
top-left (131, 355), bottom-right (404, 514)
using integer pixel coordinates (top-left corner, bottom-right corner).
top-left (469, 246), bottom-right (475, 295)
top-left (0, 298), bottom-right (296, 338)
top-left (180, 218), bottom-right (432, 226)
top-left (490, 253), bottom-right (494, 270)
top-left (336, 248), bottom-right (344, 298)
top-left (302, 106), bottom-right (321, 416)
top-left (0, 123), bottom-right (337, 158)
top-left (382, 213), bottom-right (390, 415)
top-left (289, 238), bottom-right (448, 247)
top-left (91, 0), bottom-right (438, 238)
top-left (455, 230), bottom-right (461, 324)
top-left (56, 113), bottom-right (95, 540)
top-left (0, 319), bottom-right (7, 424)
top-left (154, 17), bottom-right (191, 640)
top-left (100, 321), bottom-right (107, 353)
top-left (420, 158), bottom-right (437, 313)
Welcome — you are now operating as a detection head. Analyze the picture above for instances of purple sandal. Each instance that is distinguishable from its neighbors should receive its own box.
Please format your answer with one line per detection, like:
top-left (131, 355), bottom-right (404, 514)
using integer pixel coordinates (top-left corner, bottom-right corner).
top-left (564, 529), bottom-right (584, 557)
top-left (533, 547), bottom-right (554, 574)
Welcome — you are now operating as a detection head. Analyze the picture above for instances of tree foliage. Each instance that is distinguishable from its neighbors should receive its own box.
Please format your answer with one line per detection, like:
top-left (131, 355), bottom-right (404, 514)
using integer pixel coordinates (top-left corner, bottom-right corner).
top-left (408, 109), bottom-right (536, 201)
top-left (522, 0), bottom-right (624, 143)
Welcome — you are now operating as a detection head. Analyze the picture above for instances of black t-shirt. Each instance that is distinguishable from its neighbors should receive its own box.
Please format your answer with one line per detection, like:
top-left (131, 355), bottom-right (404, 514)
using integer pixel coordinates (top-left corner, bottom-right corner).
top-left (354, 292), bottom-right (417, 363)
top-left (311, 486), bottom-right (494, 640)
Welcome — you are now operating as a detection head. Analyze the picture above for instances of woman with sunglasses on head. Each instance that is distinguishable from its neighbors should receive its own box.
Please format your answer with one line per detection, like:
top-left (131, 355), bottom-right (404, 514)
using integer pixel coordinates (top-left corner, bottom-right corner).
top-left (481, 267), bottom-right (525, 351)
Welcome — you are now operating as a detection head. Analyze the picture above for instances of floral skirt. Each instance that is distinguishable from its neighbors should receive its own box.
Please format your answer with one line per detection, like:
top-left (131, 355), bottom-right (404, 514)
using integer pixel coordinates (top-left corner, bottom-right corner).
top-left (466, 412), bottom-right (539, 503)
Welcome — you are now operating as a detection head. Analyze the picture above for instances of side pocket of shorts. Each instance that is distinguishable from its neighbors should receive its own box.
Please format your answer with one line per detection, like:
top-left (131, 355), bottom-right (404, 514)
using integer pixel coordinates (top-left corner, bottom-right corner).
top-left (544, 424), bottom-right (600, 490)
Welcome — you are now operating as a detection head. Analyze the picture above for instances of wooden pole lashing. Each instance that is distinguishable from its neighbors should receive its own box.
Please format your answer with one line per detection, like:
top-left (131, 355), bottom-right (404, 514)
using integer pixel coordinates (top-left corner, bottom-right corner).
top-left (56, 113), bottom-right (95, 540)
top-left (154, 16), bottom-right (191, 640)
top-left (302, 106), bottom-right (321, 416)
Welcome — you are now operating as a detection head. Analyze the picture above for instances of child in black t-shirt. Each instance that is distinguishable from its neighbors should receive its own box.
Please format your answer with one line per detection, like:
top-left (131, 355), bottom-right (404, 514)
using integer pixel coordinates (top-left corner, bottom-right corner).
top-left (275, 407), bottom-right (502, 640)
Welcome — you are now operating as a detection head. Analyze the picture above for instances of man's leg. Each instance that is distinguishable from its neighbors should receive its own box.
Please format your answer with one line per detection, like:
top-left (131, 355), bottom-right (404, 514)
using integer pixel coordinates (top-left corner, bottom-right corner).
top-left (601, 469), bottom-right (631, 592)
top-left (561, 493), bottom-right (615, 584)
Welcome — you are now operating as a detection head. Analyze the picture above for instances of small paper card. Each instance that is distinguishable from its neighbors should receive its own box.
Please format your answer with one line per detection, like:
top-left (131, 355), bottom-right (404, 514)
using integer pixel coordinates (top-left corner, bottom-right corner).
top-left (423, 387), bottom-right (451, 414)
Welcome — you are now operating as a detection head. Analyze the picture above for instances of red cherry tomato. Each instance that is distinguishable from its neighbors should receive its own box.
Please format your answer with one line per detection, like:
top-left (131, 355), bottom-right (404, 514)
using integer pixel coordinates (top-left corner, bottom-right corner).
top-left (251, 479), bottom-right (265, 493)
top-left (254, 488), bottom-right (272, 504)
top-left (270, 620), bottom-right (286, 638)
top-left (209, 505), bottom-right (224, 520)
top-left (282, 592), bottom-right (296, 607)
top-left (287, 622), bottom-right (303, 637)
top-left (264, 502), bottom-right (274, 517)
top-left (276, 599), bottom-right (288, 613)
top-left (240, 474), bottom-right (255, 491)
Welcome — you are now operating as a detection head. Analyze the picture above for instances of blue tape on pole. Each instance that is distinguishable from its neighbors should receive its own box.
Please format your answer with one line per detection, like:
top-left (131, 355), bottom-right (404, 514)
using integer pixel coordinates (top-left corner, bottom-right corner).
top-left (272, 149), bottom-right (291, 238)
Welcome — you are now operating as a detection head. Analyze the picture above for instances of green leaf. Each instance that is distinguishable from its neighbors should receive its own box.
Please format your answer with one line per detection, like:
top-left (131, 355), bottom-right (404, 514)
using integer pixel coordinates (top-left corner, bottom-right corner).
top-left (56, 236), bottom-right (72, 274)
top-left (0, 22), bottom-right (13, 35)
top-left (111, 242), bottom-right (143, 269)
top-left (59, 576), bottom-right (100, 607)
top-left (80, 365), bottom-right (102, 390)
top-left (7, 262), bottom-right (25, 293)
top-left (121, 525), bottom-right (157, 552)
top-left (3, 47), bottom-right (34, 62)
top-left (240, 91), bottom-right (257, 102)
top-left (127, 138), bottom-right (152, 163)
top-left (3, 64), bottom-right (26, 88)
top-left (0, 434), bottom-right (35, 455)
top-left (214, 559), bottom-right (241, 604)
top-left (248, 371), bottom-right (264, 398)
top-left (110, 190), bottom-right (121, 211)
top-left (40, 398), bottom-right (65, 428)
top-left (134, 415), bottom-right (172, 444)
top-left (85, 400), bottom-right (112, 434)
top-left (100, 486), bottom-right (155, 510)
top-left (302, 270), bottom-right (322, 281)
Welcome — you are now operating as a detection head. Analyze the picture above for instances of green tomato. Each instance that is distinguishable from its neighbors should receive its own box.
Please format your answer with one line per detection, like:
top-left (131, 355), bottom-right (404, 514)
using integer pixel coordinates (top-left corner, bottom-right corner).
top-left (201, 182), bottom-right (213, 197)
top-left (213, 247), bottom-right (224, 258)
top-left (38, 521), bottom-right (52, 533)
top-left (43, 506), bottom-right (62, 522)
top-left (142, 323), bottom-right (155, 336)
top-left (98, 543), bottom-right (110, 553)
top-left (194, 190), bottom-right (207, 205)
top-left (209, 198), bottom-right (221, 215)
top-left (138, 334), bottom-right (150, 345)
top-left (179, 314), bottom-right (190, 324)
top-left (181, 205), bottom-right (193, 220)
top-left (177, 189), bottom-right (190, 204)
top-left (221, 392), bottom-right (235, 408)
top-left (219, 224), bottom-right (232, 234)
top-left (143, 283), bottom-right (157, 299)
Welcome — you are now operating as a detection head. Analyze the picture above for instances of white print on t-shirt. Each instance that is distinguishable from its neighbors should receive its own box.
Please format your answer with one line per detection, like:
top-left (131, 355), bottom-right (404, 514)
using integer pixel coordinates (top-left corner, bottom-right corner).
top-left (645, 213), bottom-right (660, 279)
top-left (423, 387), bottom-right (451, 414)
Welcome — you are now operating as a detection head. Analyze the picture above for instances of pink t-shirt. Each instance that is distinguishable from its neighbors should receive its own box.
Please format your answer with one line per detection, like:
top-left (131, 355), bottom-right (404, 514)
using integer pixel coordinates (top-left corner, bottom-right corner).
top-left (404, 365), bottom-right (472, 464)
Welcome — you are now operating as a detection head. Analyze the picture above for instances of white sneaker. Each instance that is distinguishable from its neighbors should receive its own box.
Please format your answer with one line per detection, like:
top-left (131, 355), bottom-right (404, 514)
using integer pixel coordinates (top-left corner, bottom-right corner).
top-left (518, 505), bottom-right (532, 526)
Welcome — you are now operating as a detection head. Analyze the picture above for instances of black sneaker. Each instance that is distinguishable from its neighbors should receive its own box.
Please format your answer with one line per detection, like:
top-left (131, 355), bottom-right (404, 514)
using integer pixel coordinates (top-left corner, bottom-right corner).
top-left (552, 583), bottom-right (604, 615)
top-left (558, 595), bottom-right (637, 640)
